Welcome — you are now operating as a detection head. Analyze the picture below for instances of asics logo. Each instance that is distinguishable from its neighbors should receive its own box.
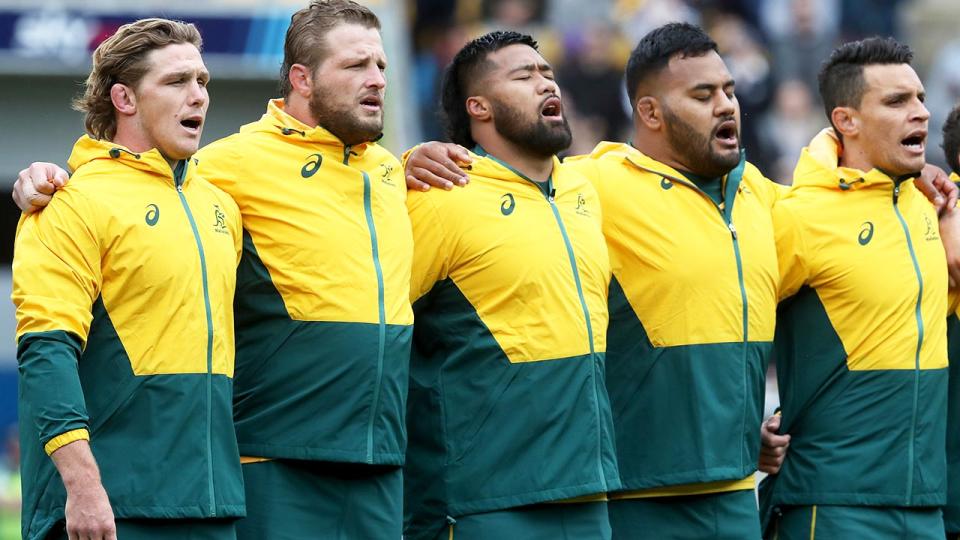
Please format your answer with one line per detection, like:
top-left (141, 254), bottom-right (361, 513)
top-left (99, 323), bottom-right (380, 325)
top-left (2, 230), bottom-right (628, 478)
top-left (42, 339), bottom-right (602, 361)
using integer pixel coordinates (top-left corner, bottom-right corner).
top-left (501, 193), bottom-right (516, 216)
top-left (858, 221), bottom-right (874, 245)
top-left (145, 204), bottom-right (160, 226)
top-left (301, 153), bottom-right (323, 178)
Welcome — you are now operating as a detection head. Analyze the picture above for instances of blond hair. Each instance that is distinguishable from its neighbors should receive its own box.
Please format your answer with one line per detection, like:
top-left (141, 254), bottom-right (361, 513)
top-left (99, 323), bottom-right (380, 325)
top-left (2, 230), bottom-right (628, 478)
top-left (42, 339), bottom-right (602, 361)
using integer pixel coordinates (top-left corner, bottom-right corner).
top-left (73, 18), bottom-right (202, 140)
top-left (279, 0), bottom-right (381, 96)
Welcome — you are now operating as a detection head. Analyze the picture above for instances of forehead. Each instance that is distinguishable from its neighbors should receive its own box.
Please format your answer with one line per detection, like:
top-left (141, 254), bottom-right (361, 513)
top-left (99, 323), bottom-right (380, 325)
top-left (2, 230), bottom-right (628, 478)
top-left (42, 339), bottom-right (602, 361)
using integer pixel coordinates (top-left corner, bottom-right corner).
top-left (322, 23), bottom-right (385, 61)
top-left (143, 42), bottom-right (205, 75)
top-left (486, 43), bottom-right (550, 72)
top-left (861, 63), bottom-right (923, 97)
top-left (661, 50), bottom-right (731, 88)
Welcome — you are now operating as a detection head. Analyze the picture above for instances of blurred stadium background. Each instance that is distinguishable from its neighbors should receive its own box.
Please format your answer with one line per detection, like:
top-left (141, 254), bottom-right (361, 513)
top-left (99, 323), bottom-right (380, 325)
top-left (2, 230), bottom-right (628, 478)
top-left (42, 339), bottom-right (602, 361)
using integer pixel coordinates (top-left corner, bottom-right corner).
top-left (0, 0), bottom-right (959, 535)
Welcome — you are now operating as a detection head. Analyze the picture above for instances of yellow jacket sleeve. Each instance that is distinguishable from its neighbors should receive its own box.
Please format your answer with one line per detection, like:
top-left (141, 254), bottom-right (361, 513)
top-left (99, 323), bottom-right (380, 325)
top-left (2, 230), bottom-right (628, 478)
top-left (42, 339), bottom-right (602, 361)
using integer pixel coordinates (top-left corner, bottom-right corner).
top-left (13, 188), bottom-right (101, 455)
top-left (407, 192), bottom-right (453, 304)
top-left (772, 200), bottom-right (810, 301)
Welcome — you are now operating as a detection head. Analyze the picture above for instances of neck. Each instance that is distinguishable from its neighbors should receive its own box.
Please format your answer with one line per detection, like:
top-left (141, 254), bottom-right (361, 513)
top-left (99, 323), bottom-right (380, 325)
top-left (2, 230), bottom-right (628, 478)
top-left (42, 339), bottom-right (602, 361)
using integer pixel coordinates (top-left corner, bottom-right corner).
top-left (113, 121), bottom-right (176, 170)
top-left (475, 136), bottom-right (554, 182)
top-left (283, 93), bottom-right (318, 128)
top-left (837, 138), bottom-right (875, 173)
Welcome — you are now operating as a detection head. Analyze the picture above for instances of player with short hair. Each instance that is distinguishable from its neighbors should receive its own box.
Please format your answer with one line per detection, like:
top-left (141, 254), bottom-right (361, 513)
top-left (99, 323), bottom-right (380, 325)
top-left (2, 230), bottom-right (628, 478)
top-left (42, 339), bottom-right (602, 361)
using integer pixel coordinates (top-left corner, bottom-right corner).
top-left (403, 30), bottom-right (619, 540)
top-left (761, 37), bottom-right (951, 539)
top-left (184, 2), bottom-right (415, 538)
top-left (12, 18), bottom-right (244, 540)
top-left (561, 22), bottom-right (781, 539)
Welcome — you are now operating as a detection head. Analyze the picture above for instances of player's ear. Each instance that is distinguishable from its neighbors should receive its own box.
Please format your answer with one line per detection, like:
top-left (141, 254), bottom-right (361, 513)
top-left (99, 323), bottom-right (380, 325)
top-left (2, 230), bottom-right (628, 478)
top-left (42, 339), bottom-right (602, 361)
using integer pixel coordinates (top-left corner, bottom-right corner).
top-left (110, 83), bottom-right (137, 116)
top-left (635, 96), bottom-right (661, 131)
top-left (288, 63), bottom-right (313, 99)
top-left (831, 106), bottom-right (859, 138)
top-left (466, 96), bottom-right (492, 122)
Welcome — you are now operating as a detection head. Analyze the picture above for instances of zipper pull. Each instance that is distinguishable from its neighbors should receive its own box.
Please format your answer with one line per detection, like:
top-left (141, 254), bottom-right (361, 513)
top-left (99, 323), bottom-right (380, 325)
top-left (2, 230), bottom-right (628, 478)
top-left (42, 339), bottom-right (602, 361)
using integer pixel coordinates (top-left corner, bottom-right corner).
top-left (177, 184), bottom-right (183, 193)
top-left (893, 184), bottom-right (900, 204)
top-left (728, 221), bottom-right (738, 240)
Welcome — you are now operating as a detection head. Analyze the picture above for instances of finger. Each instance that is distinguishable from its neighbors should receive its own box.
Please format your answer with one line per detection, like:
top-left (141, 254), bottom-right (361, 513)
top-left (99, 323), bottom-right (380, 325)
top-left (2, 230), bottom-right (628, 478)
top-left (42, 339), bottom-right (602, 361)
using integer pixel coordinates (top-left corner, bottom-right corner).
top-left (448, 144), bottom-right (473, 165)
top-left (766, 415), bottom-right (781, 429)
top-left (405, 175), bottom-right (432, 192)
top-left (52, 168), bottom-right (70, 187)
top-left (409, 167), bottom-right (454, 190)
top-left (423, 155), bottom-right (468, 186)
top-left (28, 192), bottom-right (54, 209)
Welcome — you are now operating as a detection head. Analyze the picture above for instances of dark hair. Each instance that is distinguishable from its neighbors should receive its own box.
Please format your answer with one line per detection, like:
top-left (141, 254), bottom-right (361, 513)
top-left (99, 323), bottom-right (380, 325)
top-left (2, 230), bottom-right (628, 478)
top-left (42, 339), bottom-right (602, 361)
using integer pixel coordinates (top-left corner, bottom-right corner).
top-left (817, 37), bottom-right (913, 133)
top-left (943, 104), bottom-right (960, 174)
top-left (279, 0), bottom-right (380, 97)
top-left (440, 30), bottom-right (539, 148)
top-left (624, 22), bottom-right (717, 107)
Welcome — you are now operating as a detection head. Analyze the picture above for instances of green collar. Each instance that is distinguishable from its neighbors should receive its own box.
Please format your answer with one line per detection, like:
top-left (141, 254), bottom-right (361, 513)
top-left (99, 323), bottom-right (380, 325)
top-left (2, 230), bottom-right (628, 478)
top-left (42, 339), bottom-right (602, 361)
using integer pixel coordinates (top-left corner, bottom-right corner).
top-left (473, 145), bottom-right (554, 197)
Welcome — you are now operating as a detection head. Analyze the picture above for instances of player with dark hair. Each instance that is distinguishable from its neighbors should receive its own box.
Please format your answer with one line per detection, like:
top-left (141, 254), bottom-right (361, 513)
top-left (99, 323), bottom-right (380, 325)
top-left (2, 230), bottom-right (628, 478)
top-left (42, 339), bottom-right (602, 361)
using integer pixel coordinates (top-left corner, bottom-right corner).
top-left (406, 24), bottom-right (960, 540)
top-left (760, 37), bottom-right (953, 539)
top-left (943, 103), bottom-right (960, 540)
top-left (562, 22), bottom-right (780, 539)
top-left (404, 30), bottom-right (619, 540)
top-left (12, 18), bottom-right (244, 540)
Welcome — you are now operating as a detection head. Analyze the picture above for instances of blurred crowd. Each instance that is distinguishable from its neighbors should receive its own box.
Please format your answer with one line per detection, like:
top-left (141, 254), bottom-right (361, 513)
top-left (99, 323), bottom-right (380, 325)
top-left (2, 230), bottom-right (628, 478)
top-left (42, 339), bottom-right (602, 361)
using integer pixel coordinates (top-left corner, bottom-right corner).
top-left (408, 0), bottom-right (960, 183)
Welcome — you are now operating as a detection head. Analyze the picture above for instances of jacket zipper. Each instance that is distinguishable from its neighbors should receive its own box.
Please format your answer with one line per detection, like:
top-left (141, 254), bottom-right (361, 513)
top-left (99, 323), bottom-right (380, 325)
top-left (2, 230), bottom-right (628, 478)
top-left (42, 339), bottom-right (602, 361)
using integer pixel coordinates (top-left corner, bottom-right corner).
top-left (345, 147), bottom-right (387, 464)
top-left (661, 172), bottom-right (751, 470)
top-left (892, 181), bottom-right (924, 505)
top-left (174, 161), bottom-right (217, 516)
top-left (542, 184), bottom-right (608, 491)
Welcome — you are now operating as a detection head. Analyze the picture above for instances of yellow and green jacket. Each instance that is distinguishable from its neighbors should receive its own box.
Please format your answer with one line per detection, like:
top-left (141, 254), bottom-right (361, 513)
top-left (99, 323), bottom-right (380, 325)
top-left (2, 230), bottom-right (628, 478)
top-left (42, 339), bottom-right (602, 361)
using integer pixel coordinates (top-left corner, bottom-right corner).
top-left (566, 142), bottom-right (780, 497)
top-left (12, 136), bottom-right (244, 540)
top-left (196, 99), bottom-right (414, 464)
top-left (946, 171), bottom-right (960, 534)
top-left (761, 130), bottom-right (949, 514)
top-left (403, 148), bottom-right (620, 540)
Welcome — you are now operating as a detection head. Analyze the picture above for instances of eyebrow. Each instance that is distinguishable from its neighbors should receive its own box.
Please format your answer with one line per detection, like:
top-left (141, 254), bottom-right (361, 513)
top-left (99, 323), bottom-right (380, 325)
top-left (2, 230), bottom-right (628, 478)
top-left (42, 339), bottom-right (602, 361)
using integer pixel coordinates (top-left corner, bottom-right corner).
top-left (163, 69), bottom-right (208, 80)
top-left (690, 80), bottom-right (735, 92)
top-left (507, 63), bottom-right (553, 75)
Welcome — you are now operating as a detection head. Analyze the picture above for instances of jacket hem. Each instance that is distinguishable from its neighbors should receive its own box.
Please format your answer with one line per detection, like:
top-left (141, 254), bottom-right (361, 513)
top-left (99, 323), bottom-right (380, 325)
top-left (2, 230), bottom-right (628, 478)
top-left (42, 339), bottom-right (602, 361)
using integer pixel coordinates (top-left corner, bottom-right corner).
top-left (770, 491), bottom-right (946, 507)
top-left (447, 479), bottom-right (613, 517)
top-left (617, 465), bottom-right (754, 491)
top-left (236, 443), bottom-right (405, 465)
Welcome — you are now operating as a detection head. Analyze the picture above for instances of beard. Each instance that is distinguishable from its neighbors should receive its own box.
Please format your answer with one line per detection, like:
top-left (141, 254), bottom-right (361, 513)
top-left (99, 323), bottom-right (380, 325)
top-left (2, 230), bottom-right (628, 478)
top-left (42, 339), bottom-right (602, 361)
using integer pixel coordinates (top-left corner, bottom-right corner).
top-left (309, 85), bottom-right (383, 146)
top-left (662, 105), bottom-right (740, 178)
top-left (490, 99), bottom-right (572, 158)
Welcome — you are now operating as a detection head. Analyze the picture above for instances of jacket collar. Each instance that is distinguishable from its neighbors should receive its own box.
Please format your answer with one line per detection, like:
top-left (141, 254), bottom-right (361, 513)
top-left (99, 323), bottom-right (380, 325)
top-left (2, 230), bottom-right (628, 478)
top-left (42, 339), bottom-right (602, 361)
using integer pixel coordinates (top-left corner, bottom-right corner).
top-left (243, 99), bottom-right (382, 159)
top-left (469, 145), bottom-right (561, 195)
top-left (67, 135), bottom-right (196, 187)
top-left (793, 128), bottom-right (915, 191)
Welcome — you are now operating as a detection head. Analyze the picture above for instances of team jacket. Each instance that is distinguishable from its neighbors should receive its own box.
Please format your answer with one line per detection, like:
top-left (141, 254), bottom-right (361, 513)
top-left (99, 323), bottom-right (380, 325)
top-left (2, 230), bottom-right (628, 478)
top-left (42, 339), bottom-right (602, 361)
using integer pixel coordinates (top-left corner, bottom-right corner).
top-left (403, 149), bottom-right (620, 539)
top-left (565, 142), bottom-right (780, 496)
top-left (12, 136), bottom-right (244, 540)
top-left (947, 171), bottom-right (960, 533)
top-left (196, 99), bottom-right (414, 464)
top-left (761, 129), bottom-right (949, 513)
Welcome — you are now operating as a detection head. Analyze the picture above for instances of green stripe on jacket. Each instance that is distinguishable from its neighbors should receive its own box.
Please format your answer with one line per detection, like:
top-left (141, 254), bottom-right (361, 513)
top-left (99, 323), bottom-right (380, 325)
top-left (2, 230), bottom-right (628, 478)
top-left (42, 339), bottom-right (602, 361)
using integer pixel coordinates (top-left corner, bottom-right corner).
top-left (765, 286), bottom-right (947, 509)
top-left (605, 277), bottom-right (770, 491)
top-left (18, 299), bottom-right (244, 540)
top-left (404, 279), bottom-right (619, 540)
top-left (233, 231), bottom-right (411, 464)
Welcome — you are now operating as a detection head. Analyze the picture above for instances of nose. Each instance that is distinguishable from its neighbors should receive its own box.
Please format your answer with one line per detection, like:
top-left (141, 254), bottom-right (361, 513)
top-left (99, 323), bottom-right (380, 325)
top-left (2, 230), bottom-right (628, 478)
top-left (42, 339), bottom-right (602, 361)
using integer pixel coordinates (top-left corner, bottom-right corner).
top-left (367, 65), bottom-right (386, 90)
top-left (914, 100), bottom-right (930, 123)
top-left (188, 79), bottom-right (207, 107)
top-left (537, 74), bottom-right (559, 95)
top-left (715, 91), bottom-right (735, 117)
